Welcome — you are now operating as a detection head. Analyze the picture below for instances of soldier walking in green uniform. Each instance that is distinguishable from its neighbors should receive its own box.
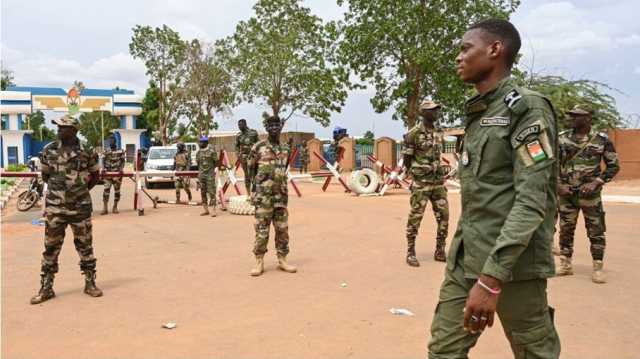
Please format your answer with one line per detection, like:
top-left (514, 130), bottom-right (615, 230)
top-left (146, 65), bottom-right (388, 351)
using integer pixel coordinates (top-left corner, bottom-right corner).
top-left (236, 119), bottom-right (260, 195)
top-left (403, 99), bottom-right (449, 266)
top-left (196, 135), bottom-right (220, 217)
top-left (557, 104), bottom-right (620, 283)
top-left (173, 142), bottom-right (192, 203)
top-left (30, 115), bottom-right (103, 304)
top-left (427, 20), bottom-right (561, 359)
top-left (248, 116), bottom-right (297, 277)
top-left (299, 142), bottom-right (309, 173)
top-left (101, 140), bottom-right (125, 215)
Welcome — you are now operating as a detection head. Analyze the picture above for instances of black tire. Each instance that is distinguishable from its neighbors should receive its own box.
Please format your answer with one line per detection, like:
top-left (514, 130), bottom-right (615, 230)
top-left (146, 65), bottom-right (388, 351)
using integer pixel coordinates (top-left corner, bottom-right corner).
top-left (145, 179), bottom-right (154, 189)
top-left (17, 191), bottom-right (38, 211)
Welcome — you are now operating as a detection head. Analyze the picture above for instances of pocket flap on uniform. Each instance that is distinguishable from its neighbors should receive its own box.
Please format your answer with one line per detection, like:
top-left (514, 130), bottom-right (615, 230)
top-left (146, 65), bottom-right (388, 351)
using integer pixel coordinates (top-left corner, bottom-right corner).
top-left (511, 322), bottom-right (551, 345)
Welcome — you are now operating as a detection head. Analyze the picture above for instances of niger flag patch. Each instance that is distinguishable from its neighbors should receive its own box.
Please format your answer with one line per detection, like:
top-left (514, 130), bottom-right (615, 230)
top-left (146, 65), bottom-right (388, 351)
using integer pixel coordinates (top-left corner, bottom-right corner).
top-left (526, 140), bottom-right (547, 162)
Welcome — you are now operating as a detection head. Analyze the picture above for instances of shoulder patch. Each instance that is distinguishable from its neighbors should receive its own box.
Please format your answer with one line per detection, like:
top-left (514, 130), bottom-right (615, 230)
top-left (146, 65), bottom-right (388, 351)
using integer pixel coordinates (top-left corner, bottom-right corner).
top-left (515, 124), bottom-right (541, 142)
top-left (480, 116), bottom-right (510, 126)
top-left (504, 89), bottom-right (522, 108)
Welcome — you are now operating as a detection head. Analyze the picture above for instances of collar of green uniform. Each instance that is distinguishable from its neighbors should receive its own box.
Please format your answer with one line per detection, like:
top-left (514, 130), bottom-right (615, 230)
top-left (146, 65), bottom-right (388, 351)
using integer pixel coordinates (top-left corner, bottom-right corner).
top-left (464, 76), bottom-right (514, 115)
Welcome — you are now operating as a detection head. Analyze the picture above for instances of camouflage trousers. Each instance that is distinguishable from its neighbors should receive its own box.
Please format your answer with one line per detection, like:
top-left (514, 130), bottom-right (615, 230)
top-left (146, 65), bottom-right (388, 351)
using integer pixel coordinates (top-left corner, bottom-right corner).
top-left (174, 175), bottom-right (191, 190)
top-left (406, 185), bottom-right (449, 254)
top-left (41, 213), bottom-right (96, 274)
top-left (198, 175), bottom-right (217, 207)
top-left (103, 178), bottom-right (122, 202)
top-left (558, 191), bottom-right (606, 260)
top-left (253, 206), bottom-right (290, 257)
top-left (240, 159), bottom-right (252, 195)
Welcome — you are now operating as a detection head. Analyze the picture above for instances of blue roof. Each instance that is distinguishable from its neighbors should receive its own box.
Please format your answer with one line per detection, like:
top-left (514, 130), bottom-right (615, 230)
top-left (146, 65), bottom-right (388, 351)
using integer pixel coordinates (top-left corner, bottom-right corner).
top-left (5, 86), bottom-right (134, 97)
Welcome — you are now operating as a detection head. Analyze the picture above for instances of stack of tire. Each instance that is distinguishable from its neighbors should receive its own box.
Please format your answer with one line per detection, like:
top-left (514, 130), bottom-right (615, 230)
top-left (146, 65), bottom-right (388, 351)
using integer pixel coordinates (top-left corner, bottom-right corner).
top-left (228, 195), bottom-right (255, 215)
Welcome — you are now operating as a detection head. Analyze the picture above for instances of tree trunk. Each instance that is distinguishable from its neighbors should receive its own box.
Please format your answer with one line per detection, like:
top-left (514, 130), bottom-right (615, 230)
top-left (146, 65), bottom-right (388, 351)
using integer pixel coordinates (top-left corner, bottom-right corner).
top-left (159, 79), bottom-right (168, 146)
top-left (405, 66), bottom-right (423, 129)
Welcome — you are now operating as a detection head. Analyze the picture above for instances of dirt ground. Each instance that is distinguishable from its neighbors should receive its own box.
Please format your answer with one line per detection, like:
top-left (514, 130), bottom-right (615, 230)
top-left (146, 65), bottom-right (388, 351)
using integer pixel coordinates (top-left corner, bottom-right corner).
top-left (2, 179), bottom-right (639, 359)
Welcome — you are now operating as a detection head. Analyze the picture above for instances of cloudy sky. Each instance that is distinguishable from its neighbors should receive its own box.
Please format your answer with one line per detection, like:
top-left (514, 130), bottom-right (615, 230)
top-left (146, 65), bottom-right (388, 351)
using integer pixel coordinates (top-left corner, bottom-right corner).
top-left (2, 0), bottom-right (639, 139)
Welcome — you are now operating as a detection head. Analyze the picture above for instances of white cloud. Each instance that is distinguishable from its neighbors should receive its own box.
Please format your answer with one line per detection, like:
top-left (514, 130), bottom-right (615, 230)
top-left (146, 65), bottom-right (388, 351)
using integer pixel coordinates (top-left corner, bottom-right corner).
top-left (635, 67), bottom-right (640, 75)
top-left (617, 34), bottom-right (640, 46)
top-left (3, 46), bottom-right (147, 94)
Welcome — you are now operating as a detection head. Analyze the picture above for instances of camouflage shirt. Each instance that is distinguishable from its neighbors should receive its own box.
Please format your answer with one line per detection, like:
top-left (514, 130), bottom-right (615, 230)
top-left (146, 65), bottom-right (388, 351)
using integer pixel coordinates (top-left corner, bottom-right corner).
top-left (236, 128), bottom-right (259, 161)
top-left (174, 151), bottom-right (190, 171)
top-left (559, 130), bottom-right (620, 188)
top-left (103, 149), bottom-right (125, 172)
top-left (40, 140), bottom-right (99, 217)
top-left (300, 146), bottom-right (309, 164)
top-left (402, 125), bottom-right (445, 186)
top-left (196, 146), bottom-right (218, 178)
top-left (249, 139), bottom-right (290, 208)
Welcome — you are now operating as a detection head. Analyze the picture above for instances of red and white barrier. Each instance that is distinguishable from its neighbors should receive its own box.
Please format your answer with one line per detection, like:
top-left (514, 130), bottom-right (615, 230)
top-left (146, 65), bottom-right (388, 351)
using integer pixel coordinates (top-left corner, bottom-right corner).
top-left (312, 151), bottom-right (351, 193)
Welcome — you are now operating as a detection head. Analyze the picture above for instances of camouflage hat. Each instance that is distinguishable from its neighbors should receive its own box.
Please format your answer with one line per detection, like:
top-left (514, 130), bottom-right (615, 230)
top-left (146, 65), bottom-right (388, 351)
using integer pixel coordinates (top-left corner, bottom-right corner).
top-left (566, 104), bottom-right (594, 116)
top-left (51, 114), bottom-right (80, 128)
top-left (419, 99), bottom-right (441, 111)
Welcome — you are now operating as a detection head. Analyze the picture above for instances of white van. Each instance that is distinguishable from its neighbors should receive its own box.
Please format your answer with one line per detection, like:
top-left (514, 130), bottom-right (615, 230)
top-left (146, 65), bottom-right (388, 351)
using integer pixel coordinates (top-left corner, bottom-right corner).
top-left (144, 146), bottom-right (178, 188)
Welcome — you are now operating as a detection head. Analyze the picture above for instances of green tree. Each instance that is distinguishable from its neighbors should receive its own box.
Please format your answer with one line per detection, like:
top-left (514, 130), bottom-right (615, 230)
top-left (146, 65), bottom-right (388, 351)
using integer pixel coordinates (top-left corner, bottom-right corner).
top-left (78, 111), bottom-right (119, 148)
top-left (26, 111), bottom-right (56, 141)
top-left (222, 0), bottom-right (352, 126)
top-left (1, 63), bottom-right (15, 90)
top-left (181, 40), bottom-right (236, 136)
top-left (129, 24), bottom-right (188, 145)
top-left (337, 0), bottom-right (519, 128)
top-left (516, 72), bottom-right (623, 130)
top-left (138, 82), bottom-right (160, 136)
top-left (356, 130), bottom-right (375, 145)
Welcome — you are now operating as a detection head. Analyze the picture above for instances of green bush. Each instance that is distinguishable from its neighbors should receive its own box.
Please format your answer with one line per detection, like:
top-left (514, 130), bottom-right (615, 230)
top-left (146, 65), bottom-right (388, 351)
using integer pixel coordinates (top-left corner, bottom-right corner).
top-left (6, 164), bottom-right (28, 172)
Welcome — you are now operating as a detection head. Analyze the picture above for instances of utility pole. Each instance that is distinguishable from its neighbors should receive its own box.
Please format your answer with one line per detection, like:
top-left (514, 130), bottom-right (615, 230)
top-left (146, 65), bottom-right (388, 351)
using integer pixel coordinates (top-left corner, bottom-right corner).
top-left (101, 111), bottom-right (104, 149)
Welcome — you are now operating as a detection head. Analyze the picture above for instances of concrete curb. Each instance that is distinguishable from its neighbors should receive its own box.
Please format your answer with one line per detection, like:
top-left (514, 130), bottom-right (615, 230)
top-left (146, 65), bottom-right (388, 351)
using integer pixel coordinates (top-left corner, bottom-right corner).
top-left (0, 178), bottom-right (25, 210)
top-left (602, 195), bottom-right (640, 204)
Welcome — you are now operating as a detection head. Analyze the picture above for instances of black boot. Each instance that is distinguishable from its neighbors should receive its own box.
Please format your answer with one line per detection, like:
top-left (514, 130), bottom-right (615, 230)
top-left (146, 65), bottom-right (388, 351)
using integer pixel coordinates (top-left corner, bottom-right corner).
top-left (434, 240), bottom-right (446, 262)
top-left (83, 269), bottom-right (103, 297)
top-left (30, 272), bottom-right (55, 304)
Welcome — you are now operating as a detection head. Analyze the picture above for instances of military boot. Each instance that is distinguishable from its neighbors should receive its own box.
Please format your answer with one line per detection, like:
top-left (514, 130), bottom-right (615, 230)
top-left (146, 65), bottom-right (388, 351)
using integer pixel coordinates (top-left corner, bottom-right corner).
top-left (250, 255), bottom-right (265, 276)
top-left (83, 269), bottom-right (103, 297)
top-left (101, 200), bottom-right (109, 215)
top-left (406, 242), bottom-right (420, 267)
top-left (210, 206), bottom-right (217, 217)
top-left (200, 203), bottom-right (210, 216)
top-left (434, 241), bottom-right (446, 262)
top-left (277, 255), bottom-right (297, 273)
top-left (30, 272), bottom-right (55, 305)
top-left (176, 192), bottom-right (182, 204)
top-left (592, 260), bottom-right (606, 284)
top-left (112, 200), bottom-right (119, 214)
top-left (556, 255), bottom-right (573, 276)
top-left (186, 190), bottom-right (192, 202)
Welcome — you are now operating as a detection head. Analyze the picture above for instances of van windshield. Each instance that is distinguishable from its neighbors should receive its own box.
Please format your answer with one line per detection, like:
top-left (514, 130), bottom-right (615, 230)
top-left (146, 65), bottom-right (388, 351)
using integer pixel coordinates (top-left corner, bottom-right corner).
top-left (148, 148), bottom-right (177, 160)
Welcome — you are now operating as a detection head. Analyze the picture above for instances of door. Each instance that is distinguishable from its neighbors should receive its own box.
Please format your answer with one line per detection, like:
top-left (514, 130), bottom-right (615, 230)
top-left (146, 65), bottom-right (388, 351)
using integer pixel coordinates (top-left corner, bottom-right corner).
top-left (7, 146), bottom-right (18, 165)
top-left (125, 144), bottom-right (135, 163)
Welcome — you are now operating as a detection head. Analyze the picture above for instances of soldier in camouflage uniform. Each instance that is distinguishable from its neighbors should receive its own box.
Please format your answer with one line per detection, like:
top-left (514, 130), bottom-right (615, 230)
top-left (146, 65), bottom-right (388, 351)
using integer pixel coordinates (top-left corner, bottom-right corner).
top-left (248, 115), bottom-right (297, 277)
top-left (196, 135), bottom-right (219, 217)
top-left (101, 140), bottom-right (125, 215)
top-left (236, 119), bottom-right (260, 195)
top-left (557, 104), bottom-right (620, 283)
top-left (30, 115), bottom-right (103, 305)
top-left (299, 142), bottom-right (309, 173)
top-left (173, 142), bottom-right (192, 203)
top-left (403, 99), bottom-right (449, 266)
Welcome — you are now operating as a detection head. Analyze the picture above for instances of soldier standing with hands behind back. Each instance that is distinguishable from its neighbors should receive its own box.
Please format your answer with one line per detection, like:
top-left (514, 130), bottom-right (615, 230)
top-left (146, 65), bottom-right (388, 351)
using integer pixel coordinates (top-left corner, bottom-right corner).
top-left (557, 104), bottom-right (620, 283)
top-left (196, 135), bottom-right (220, 217)
top-left (403, 99), bottom-right (449, 266)
top-left (30, 115), bottom-right (103, 304)
top-left (173, 142), bottom-right (192, 203)
top-left (101, 139), bottom-right (125, 215)
top-left (236, 119), bottom-right (259, 196)
top-left (248, 116), bottom-right (297, 277)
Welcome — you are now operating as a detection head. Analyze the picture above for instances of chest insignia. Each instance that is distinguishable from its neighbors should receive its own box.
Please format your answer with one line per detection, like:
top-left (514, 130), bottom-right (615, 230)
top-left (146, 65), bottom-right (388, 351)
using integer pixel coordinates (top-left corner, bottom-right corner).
top-left (480, 116), bottom-right (510, 126)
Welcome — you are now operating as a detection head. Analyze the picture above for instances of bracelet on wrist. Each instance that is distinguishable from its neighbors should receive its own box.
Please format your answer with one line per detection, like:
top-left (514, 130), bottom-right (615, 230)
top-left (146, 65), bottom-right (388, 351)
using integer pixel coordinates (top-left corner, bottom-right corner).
top-left (477, 279), bottom-right (501, 295)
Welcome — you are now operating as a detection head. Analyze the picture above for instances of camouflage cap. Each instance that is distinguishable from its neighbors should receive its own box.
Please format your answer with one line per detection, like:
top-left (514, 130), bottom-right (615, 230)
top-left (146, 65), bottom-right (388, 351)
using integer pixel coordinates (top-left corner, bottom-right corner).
top-left (419, 99), bottom-right (441, 111)
top-left (566, 104), bottom-right (594, 116)
top-left (51, 114), bottom-right (80, 128)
